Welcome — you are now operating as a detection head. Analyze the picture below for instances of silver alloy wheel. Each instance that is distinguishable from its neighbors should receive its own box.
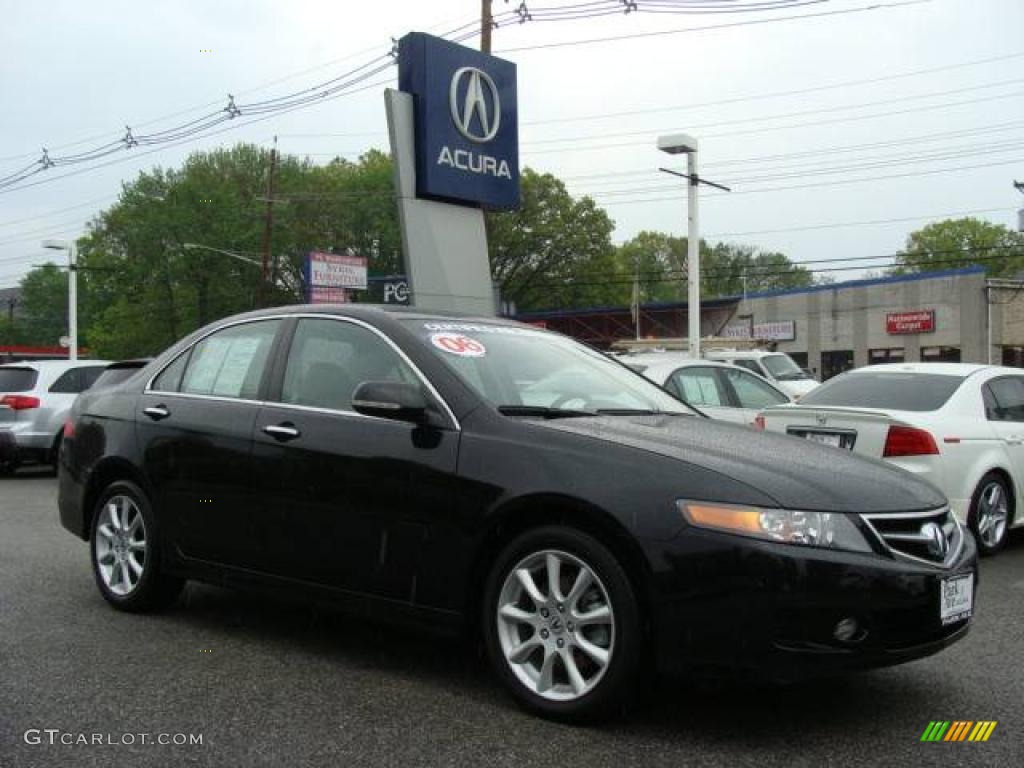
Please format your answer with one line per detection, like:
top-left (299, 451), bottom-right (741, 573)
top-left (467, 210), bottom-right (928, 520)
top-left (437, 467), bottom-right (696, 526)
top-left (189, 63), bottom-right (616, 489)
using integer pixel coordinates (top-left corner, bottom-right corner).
top-left (977, 481), bottom-right (1009, 548)
top-left (94, 495), bottom-right (147, 596)
top-left (496, 549), bottom-right (615, 702)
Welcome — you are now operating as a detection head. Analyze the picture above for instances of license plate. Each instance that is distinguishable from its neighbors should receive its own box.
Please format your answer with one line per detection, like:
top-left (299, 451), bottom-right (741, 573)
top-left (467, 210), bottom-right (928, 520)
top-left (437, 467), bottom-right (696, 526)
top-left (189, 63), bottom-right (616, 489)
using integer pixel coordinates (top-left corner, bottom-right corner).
top-left (804, 432), bottom-right (842, 448)
top-left (940, 573), bottom-right (973, 625)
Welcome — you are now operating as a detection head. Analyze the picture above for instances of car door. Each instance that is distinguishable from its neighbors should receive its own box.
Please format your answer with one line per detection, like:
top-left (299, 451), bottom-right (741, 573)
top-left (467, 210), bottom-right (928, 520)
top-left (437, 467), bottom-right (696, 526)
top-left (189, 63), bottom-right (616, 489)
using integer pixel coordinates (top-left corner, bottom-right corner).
top-left (250, 316), bottom-right (460, 601)
top-left (981, 376), bottom-right (1024, 492)
top-left (665, 366), bottom-right (738, 422)
top-left (719, 367), bottom-right (791, 427)
top-left (137, 318), bottom-right (282, 567)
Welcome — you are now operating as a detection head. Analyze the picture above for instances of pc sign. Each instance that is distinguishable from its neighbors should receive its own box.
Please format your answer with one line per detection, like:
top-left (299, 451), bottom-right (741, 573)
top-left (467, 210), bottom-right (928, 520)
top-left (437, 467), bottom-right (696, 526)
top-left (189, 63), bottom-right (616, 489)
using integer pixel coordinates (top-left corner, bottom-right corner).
top-left (398, 32), bottom-right (519, 210)
top-left (305, 251), bottom-right (367, 304)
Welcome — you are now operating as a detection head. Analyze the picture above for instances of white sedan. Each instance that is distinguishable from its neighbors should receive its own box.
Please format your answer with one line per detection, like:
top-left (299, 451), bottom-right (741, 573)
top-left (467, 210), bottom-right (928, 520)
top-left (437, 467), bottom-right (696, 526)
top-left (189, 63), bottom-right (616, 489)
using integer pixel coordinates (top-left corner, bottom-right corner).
top-left (759, 362), bottom-right (1023, 555)
top-left (625, 355), bottom-right (792, 427)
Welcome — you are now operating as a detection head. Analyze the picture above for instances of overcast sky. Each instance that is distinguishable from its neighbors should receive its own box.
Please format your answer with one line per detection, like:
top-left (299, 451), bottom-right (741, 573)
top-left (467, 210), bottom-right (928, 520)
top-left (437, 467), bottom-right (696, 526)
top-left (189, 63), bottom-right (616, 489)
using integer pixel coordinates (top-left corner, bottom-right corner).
top-left (1, 0), bottom-right (1022, 290)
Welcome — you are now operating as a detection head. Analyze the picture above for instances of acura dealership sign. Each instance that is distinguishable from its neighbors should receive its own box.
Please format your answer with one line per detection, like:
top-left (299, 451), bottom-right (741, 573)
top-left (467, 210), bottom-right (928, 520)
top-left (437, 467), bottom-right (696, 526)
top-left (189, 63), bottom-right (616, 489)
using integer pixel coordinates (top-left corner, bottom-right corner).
top-left (398, 32), bottom-right (520, 209)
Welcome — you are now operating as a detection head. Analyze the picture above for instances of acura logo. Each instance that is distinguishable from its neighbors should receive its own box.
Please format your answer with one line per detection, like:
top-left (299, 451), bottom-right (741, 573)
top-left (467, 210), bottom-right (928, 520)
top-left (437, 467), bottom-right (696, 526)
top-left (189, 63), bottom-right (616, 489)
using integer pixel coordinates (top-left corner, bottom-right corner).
top-left (450, 67), bottom-right (500, 143)
top-left (816, 414), bottom-right (828, 426)
top-left (921, 522), bottom-right (948, 559)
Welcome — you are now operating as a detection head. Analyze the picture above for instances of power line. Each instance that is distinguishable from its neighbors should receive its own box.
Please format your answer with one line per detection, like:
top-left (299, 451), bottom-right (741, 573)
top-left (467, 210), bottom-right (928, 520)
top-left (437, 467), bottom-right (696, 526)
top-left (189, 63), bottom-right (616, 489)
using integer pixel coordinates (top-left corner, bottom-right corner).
top-left (524, 89), bottom-right (1024, 154)
top-left (522, 50), bottom-right (1024, 126)
top-left (498, 0), bottom-right (929, 53)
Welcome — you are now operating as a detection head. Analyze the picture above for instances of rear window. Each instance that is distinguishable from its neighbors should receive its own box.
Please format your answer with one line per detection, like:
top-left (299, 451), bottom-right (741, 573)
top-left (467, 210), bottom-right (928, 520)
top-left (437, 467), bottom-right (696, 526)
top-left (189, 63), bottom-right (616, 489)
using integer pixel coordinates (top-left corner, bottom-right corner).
top-left (92, 366), bottom-right (143, 390)
top-left (799, 371), bottom-right (965, 411)
top-left (0, 367), bottom-right (38, 393)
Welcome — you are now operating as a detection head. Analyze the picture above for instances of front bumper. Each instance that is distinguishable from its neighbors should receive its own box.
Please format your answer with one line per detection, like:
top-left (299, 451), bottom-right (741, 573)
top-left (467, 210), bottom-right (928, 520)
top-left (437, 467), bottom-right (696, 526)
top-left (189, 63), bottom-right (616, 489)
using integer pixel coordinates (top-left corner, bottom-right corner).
top-left (648, 526), bottom-right (978, 679)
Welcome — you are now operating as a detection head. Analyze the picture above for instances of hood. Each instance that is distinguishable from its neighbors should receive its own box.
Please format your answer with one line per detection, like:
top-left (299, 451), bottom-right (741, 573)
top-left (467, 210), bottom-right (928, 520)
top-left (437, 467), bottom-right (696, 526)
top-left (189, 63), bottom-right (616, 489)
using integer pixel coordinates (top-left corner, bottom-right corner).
top-left (533, 414), bottom-right (946, 514)
top-left (779, 378), bottom-right (820, 398)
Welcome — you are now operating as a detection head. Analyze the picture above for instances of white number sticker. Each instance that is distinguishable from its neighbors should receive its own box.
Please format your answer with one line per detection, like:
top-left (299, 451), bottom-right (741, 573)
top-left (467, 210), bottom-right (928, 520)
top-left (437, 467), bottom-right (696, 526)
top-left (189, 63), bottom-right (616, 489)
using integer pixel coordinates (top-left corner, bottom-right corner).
top-left (430, 333), bottom-right (486, 357)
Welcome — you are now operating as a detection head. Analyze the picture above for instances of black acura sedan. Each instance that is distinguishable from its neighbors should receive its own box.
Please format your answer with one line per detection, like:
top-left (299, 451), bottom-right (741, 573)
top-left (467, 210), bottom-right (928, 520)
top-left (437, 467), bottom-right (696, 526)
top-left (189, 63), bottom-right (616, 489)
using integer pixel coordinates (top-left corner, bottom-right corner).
top-left (59, 305), bottom-right (976, 721)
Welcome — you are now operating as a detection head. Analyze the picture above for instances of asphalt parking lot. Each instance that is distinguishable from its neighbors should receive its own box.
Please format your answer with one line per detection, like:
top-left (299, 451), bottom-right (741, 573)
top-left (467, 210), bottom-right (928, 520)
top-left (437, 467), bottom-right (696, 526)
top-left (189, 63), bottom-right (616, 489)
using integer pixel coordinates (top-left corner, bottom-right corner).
top-left (1, 471), bottom-right (1021, 768)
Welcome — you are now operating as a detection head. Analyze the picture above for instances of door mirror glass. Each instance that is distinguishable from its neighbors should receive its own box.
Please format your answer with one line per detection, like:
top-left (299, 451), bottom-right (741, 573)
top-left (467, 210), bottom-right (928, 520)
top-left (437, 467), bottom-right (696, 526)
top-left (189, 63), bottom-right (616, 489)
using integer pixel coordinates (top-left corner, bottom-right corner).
top-left (352, 381), bottom-right (428, 423)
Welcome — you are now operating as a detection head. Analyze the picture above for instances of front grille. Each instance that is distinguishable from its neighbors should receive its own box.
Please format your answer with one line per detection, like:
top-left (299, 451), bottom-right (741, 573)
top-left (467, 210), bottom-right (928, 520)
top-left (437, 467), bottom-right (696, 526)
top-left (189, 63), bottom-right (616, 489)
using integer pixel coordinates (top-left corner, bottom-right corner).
top-left (861, 507), bottom-right (962, 567)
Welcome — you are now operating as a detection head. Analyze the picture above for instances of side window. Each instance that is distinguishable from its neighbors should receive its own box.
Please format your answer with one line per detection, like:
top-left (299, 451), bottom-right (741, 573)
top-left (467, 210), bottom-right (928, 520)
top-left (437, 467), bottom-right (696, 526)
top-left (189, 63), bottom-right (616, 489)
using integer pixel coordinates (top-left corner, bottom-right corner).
top-left (151, 352), bottom-right (190, 393)
top-left (48, 369), bottom-right (82, 394)
top-left (723, 368), bottom-right (789, 409)
top-left (670, 367), bottom-right (727, 407)
top-left (280, 318), bottom-right (419, 412)
top-left (732, 359), bottom-right (764, 377)
top-left (180, 320), bottom-right (280, 399)
top-left (985, 378), bottom-right (1024, 422)
top-left (78, 366), bottom-right (108, 391)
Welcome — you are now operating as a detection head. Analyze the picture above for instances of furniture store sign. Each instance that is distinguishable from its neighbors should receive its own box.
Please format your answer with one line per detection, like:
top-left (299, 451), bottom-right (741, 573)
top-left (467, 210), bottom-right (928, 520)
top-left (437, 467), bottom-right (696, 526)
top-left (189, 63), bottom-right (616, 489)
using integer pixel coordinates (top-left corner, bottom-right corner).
top-left (886, 310), bottom-right (935, 335)
top-left (724, 320), bottom-right (796, 341)
top-left (304, 251), bottom-right (367, 304)
top-left (398, 32), bottom-right (520, 210)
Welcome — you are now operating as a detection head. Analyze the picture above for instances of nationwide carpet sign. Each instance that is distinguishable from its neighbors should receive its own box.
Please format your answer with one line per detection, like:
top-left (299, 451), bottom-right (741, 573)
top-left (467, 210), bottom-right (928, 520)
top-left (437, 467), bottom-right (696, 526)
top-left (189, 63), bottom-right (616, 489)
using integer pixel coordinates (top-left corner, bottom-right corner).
top-left (886, 309), bottom-right (936, 335)
top-left (398, 32), bottom-right (520, 210)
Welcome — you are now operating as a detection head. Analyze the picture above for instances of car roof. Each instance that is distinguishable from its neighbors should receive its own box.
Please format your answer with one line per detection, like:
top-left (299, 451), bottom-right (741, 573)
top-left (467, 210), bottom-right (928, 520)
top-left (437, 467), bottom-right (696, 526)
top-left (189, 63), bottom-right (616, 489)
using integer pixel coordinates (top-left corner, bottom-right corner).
top-left (703, 349), bottom-right (780, 359)
top-left (842, 362), bottom-right (995, 377)
top-left (640, 357), bottom-right (774, 380)
top-left (237, 303), bottom-right (524, 326)
top-left (0, 359), bottom-right (112, 370)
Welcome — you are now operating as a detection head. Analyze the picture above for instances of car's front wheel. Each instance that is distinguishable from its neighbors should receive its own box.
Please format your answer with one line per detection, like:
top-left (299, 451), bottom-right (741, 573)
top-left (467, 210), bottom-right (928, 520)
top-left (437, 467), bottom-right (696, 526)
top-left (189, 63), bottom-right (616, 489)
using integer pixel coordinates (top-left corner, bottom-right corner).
top-left (90, 481), bottom-right (184, 611)
top-left (968, 472), bottom-right (1011, 556)
top-left (482, 525), bottom-right (642, 722)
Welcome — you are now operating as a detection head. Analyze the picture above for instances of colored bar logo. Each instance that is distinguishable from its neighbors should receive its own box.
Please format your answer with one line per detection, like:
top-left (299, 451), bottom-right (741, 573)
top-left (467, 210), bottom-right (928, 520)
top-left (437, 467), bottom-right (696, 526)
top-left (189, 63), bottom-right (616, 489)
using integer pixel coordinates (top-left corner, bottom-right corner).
top-left (920, 721), bottom-right (997, 742)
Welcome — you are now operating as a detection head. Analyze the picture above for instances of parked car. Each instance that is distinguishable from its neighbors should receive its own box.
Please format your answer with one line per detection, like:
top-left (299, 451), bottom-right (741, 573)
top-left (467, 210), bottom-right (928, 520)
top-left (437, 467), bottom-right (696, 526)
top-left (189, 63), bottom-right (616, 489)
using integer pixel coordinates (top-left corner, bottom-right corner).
top-left (90, 359), bottom-right (152, 391)
top-left (704, 348), bottom-right (819, 399)
top-left (758, 362), bottom-right (1024, 555)
top-left (631, 356), bottom-right (791, 427)
top-left (58, 307), bottom-right (975, 721)
top-left (0, 359), bottom-right (112, 474)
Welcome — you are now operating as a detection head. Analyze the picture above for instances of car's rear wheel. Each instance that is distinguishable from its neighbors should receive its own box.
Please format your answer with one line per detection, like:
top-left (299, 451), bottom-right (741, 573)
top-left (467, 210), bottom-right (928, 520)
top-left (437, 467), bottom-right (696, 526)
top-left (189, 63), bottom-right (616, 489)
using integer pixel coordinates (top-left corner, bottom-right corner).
top-left (968, 472), bottom-right (1010, 556)
top-left (482, 525), bottom-right (642, 723)
top-left (90, 481), bottom-right (184, 611)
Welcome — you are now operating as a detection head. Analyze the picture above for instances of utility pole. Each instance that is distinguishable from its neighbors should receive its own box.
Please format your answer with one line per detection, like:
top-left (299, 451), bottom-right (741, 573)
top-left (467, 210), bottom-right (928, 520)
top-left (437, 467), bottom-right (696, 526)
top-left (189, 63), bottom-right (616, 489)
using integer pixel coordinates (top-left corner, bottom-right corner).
top-left (481, 0), bottom-right (493, 53)
top-left (257, 136), bottom-right (278, 306)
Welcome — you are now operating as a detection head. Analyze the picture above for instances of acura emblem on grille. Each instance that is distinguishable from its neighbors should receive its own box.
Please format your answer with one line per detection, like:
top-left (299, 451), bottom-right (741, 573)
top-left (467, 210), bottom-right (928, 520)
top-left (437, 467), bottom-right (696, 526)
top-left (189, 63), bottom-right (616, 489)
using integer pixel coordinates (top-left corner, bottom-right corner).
top-left (816, 414), bottom-right (828, 426)
top-left (921, 521), bottom-right (948, 559)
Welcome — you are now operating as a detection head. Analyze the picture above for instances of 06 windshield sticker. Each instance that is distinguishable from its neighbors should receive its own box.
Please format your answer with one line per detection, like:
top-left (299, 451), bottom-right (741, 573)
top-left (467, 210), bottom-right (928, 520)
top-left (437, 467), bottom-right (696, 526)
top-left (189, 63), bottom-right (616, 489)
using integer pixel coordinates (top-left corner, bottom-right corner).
top-left (431, 333), bottom-right (487, 357)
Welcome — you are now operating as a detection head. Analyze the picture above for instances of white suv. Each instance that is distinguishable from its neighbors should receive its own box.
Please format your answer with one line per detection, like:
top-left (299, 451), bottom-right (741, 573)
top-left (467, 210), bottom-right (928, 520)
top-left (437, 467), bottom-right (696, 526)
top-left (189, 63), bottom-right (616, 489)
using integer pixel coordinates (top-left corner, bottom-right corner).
top-left (703, 349), bottom-right (819, 399)
top-left (0, 360), bottom-right (112, 473)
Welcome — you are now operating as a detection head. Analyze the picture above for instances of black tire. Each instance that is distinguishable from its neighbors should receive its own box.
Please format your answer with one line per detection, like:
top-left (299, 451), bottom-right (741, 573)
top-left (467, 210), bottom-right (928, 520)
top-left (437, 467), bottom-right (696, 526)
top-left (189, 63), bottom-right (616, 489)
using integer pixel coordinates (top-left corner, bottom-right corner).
top-left (0, 460), bottom-right (17, 477)
top-left (89, 480), bottom-right (184, 611)
top-left (968, 472), bottom-right (1011, 556)
top-left (481, 525), bottom-right (643, 723)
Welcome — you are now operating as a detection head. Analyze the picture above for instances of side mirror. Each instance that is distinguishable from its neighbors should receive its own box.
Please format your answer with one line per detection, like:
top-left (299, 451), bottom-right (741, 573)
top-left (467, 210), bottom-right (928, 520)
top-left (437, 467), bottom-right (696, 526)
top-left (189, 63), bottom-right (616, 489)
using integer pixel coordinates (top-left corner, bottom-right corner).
top-left (351, 381), bottom-right (429, 423)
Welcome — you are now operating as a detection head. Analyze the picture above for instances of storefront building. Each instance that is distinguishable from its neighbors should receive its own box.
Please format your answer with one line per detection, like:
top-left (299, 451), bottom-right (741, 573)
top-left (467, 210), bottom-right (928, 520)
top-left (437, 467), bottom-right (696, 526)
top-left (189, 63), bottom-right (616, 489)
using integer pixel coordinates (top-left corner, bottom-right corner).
top-left (726, 267), bottom-right (990, 379)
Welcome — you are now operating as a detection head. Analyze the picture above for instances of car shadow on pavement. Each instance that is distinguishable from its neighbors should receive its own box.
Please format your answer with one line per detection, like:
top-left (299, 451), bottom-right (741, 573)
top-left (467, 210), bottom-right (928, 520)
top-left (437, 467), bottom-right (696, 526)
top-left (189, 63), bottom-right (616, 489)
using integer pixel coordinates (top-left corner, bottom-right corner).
top-left (149, 574), bottom-right (974, 742)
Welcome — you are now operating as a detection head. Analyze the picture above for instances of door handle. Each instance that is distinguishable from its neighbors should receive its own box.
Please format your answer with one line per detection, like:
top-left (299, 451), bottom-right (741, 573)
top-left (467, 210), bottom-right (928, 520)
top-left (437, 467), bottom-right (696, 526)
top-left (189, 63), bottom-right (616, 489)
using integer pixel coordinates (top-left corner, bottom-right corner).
top-left (143, 405), bottom-right (170, 421)
top-left (262, 423), bottom-right (300, 441)
top-left (1007, 436), bottom-right (1023, 445)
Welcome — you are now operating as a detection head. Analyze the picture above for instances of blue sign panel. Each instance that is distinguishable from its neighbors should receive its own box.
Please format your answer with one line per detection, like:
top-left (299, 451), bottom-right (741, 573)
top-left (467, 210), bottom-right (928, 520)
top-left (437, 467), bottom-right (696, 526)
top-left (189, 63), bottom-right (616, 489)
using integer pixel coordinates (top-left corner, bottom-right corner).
top-left (398, 32), bottom-right (520, 210)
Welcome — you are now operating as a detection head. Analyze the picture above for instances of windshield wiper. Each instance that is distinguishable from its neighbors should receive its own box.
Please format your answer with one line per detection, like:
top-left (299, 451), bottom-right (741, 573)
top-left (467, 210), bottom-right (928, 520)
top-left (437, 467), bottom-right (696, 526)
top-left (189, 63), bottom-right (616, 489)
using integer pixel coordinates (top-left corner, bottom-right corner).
top-left (595, 408), bottom-right (661, 415)
top-left (498, 405), bottom-right (597, 419)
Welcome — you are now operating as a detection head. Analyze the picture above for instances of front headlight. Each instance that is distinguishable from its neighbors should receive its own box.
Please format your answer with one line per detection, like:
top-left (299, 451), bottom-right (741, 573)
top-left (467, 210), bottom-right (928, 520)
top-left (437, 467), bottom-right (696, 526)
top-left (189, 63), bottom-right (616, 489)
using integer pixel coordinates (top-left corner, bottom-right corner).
top-left (677, 501), bottom-right (873, 553)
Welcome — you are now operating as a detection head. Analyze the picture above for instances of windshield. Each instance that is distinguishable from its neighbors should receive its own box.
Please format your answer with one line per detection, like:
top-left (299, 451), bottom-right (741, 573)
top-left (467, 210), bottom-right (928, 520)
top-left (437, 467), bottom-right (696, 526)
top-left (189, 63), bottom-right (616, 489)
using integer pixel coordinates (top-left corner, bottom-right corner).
top-left (0, 367), bottom-right (39, 393)
top-left (800, 371), bottom-right (965, 411)
top-left (404, 321), bottom-right (693, 415)
top-left (761, 354), bottom-right (808, 380)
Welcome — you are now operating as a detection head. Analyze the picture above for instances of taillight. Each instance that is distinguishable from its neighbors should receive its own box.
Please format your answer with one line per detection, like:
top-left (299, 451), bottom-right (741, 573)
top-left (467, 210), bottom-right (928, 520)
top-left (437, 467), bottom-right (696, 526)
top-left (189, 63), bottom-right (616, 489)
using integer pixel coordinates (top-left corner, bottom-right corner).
top-left (753, 413), bottom-right (766, 431)
top-left (883, 425), bottom-right (938, 457)
top-left (63, 420), bottom-right (75, 438)
top-left (0, 395), bottom-right (40, 410)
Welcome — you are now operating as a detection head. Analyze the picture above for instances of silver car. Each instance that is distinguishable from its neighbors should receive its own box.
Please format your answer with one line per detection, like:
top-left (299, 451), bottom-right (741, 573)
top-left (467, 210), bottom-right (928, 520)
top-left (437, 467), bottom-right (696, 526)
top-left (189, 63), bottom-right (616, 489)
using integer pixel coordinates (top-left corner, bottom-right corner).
top-left (0, 360), bottom-right (112, 474)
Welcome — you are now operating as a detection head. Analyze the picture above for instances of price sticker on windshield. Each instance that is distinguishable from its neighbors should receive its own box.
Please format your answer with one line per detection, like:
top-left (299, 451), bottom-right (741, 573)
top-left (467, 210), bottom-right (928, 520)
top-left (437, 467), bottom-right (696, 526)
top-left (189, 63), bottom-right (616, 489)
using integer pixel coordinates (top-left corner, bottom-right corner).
top-left (431, 333), bottom-right (486, 357)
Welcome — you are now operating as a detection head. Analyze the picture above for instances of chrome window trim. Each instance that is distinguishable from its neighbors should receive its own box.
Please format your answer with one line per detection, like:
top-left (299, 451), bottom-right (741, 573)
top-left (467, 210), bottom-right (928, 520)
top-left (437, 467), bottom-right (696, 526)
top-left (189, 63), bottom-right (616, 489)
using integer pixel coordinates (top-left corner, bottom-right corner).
top-left (860, 507), bottom-right (964, 569)
top-left (144, 312), bottom-right (461, 431)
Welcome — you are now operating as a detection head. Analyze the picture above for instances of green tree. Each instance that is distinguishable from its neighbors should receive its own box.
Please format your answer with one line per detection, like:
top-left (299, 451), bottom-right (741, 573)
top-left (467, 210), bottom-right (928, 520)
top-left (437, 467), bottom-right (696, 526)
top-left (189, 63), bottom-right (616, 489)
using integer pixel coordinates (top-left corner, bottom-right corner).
top-left (615, 232), bottom-right (812, 303)
top-left (893, 217), bottom-right (1024, 277)
top-left (17, 264), bottom-right (70, 347)
top-left (487, 169), bottom-right (618, 310)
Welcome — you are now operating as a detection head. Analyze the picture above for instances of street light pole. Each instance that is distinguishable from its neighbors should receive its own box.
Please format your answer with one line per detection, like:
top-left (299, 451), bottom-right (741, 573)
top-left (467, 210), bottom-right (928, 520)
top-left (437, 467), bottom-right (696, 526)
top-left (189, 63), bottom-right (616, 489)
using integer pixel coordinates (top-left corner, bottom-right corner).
top-left (685, 148), bottom-right (700, 358)
top-left (41, 239), bottom-right (77, 360)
